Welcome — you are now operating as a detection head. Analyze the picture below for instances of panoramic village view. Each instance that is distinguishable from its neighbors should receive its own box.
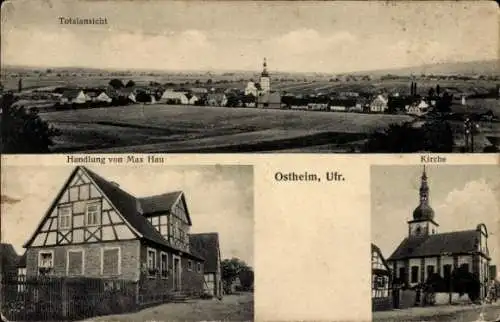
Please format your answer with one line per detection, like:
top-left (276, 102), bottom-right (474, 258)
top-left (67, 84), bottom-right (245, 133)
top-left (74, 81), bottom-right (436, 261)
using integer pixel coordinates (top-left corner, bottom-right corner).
top-left (0, 165), bottom-right (254, 321)
top-left (371, 165), bottom-right (500, 322)
top-left (1, 1), bottom-right (499, 153)
top-left (1, 59), bottom-right (499, 154)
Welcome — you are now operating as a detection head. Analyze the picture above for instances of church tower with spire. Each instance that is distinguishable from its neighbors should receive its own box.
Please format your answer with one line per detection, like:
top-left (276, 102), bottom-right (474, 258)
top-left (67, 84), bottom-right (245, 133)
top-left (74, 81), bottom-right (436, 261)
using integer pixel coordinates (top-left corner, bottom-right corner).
top-left (407, 166), bottom-right (439, 238)
top-left (259, 57), bottom-right (271, 94)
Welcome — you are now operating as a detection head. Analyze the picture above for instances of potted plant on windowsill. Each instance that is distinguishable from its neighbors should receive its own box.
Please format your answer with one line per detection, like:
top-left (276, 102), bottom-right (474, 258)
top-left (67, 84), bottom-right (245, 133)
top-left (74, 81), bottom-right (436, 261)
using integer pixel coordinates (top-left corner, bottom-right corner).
top-left (148, 268), bottom-right (158, 276)
top-left (38, 267), bottom-right (52, 276)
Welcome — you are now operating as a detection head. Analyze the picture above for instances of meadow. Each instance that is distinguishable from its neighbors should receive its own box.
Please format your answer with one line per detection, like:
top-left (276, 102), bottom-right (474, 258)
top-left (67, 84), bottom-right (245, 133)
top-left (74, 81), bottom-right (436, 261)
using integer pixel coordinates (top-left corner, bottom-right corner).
top-left (40, 104), bottom-right (413, 153)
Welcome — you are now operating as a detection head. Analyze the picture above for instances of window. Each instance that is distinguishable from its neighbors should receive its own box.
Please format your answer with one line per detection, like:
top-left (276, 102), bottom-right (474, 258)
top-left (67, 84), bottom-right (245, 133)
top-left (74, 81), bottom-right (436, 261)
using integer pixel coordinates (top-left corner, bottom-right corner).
top-left (101, 247), bottom-right (120, 276)
top-left (86, 203), bottom-right (100, 226)
top-left (160, 252), bottom-right (168, 278)
top-left (197, 262), bottom-right (202, 273)
top-left (443, 264), bottom-right (452, 281)
top-left (398, 267), bottom-right (406, 283)
top-left (426, 265), bottom-right (435, 279)
top-left (147, 248), bottom-right (157, 277)
top-left (67, 250), bottom-right (84, 276)
top-left (58, 206), bottom-right (72, 230)
top-left (460, 263), bottom-right (470, 273)
top-left (411, 266), bottom-right (419, 283)
top-left (38, 251), bottom-right (54, 275)
top-left (187, 260), bottom-right (193, 271)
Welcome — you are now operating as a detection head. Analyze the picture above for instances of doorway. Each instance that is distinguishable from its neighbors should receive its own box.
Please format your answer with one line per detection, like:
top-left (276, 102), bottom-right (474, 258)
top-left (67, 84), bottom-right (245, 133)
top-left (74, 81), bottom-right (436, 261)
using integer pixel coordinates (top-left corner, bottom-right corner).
top-left (172, 255), bottom-right (182, 291)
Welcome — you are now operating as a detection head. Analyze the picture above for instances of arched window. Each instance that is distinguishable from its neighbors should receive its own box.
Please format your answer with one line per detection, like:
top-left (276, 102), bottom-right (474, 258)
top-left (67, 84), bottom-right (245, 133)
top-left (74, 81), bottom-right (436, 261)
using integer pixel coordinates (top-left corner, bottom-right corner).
top-left (415, 226), bottom-right (421, 235)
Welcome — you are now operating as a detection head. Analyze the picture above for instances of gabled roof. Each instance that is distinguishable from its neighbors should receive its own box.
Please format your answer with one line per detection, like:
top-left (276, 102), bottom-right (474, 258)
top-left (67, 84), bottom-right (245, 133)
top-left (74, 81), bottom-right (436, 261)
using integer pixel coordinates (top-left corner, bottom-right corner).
top-left (138, 191), bottom-right (192, 225)
top-left (82, 167), bottom-right (179, 248)
top-left (189, 233), bottom-right (220, 273)
top-left (1, 243), bottom-right (20, 271)
top-left (23, 166), bottom-right (202, 260)
top-left (372, 243), bottom-right (390, 272)
top-left (388, 229), bottom-right (488, 261)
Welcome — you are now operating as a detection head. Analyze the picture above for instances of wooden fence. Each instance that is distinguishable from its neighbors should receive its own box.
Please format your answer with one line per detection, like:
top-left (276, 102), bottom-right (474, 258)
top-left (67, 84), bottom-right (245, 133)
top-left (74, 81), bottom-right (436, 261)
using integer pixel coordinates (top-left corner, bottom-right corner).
top-left (1, 274), bottom-right (138, 321)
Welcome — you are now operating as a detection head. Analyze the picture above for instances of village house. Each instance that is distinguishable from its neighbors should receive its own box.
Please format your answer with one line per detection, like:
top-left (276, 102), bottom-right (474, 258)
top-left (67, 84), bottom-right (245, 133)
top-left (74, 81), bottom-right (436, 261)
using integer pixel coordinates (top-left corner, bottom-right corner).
top-left (370, 94), bottom-right (389, 113)
top-left (160, 90), bottom-right (190, 105)
top-left (107, 87), bottom-right (137, 104)
top-left (387, 167), bottom-right (491, 300)
top-left (21, 166), bottom-right (216, 302)
top-left (372, 243), bottom-right (392, 311)
top-left (1, 243), bottom-right (20, 279)
top-left (244, 81), bottom-right (259, 97)
top-left (206, 93), bottom-right (228, 107)
top-left (189, 233), bottom-right (223, 298)
top-left (406, 99), bottom-right (430, 116)
top-left (60, 89), bottom-right (87, 105)
top-left (85, 90), bottom-right (113, 104)
top-left (257, 92), bottom-right (282, 109)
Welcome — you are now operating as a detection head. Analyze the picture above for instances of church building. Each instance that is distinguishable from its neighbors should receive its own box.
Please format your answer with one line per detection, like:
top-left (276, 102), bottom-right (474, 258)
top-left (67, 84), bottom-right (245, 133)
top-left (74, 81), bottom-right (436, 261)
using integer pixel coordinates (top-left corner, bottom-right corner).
top-left (245, 58), bottom-right (272, 98)
top-left (387, 166), bottom-right (491, 299)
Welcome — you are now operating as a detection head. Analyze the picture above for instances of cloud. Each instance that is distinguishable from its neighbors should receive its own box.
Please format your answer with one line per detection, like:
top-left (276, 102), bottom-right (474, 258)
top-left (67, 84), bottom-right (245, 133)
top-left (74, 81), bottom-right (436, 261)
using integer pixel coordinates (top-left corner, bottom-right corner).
top-left (271, 29), bottom-right (357, 55)
top-left (435, 179), bottom-right (499, 266)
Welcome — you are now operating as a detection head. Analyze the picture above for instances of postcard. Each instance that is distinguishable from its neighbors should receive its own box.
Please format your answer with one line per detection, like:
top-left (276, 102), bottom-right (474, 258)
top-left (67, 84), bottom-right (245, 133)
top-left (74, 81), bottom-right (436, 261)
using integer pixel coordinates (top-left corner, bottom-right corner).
top-left (1, 0), bottom-right (498, 154)
top-left (1, 1), bottom-right (500, 322)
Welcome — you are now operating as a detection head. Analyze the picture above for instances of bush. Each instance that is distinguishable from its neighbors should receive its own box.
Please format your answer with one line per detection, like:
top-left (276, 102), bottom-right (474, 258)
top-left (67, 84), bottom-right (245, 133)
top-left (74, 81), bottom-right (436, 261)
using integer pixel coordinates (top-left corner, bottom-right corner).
top-left (1, 93), bottom-right (61, 153)
top-left (362, 120), bottom-right (454, 153)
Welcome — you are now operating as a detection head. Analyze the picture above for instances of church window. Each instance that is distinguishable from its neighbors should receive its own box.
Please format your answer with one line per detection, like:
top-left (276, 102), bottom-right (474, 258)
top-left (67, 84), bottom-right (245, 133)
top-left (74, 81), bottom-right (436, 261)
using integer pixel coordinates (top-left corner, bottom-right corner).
top-left (426, 265), bottom-right (435, 279)
top-left (443, 264), bottom-right (452, 281)
top-left (411, 266), bottom-right (419, 283)
top-left (415, 226), bottom-right (421, 235)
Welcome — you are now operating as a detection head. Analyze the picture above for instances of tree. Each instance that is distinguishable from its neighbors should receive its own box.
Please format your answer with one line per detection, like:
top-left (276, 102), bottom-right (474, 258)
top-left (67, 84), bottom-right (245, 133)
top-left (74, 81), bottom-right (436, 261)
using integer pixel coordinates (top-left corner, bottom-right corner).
top-left (135, 91), bottom-right (151, 103)
top-left (221, 258), bottom-right (251, 294)
top-left (1, 93), bottom-right (61, 153)
top-left (362, 121), bottom-right (454, 153)
top-left (125, 80), bottom-right (136, 88)
top-left (109, 79), bottom-right (125, 89)
top-left (451, 267), bottom-right (481, 303)
top-left (238, 267), bottom-right (254, 291)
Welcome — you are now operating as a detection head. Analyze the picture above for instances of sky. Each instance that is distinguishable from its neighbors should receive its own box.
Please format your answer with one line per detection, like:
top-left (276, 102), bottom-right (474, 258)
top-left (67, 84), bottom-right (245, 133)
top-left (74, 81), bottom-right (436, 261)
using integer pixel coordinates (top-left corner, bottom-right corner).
top-left (1, 0), bottom-right (497, 73)
top-left (0, 165), bottom-right (254, 267)
top-left (371, 165), bottom-right (500, 278)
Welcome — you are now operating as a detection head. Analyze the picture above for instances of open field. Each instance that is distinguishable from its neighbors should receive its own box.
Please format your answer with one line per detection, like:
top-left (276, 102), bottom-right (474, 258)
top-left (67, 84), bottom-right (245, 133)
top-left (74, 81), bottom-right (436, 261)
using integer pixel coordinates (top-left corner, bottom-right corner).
top-left (39, 104), bottom-right (413, 153)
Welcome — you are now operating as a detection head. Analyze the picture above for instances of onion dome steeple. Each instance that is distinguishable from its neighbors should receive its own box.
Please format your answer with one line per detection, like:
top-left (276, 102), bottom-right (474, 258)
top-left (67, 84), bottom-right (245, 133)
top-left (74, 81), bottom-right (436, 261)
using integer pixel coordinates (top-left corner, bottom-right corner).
top-left (261, 58), bottom-right (269, 77)
top-left (412, 166), bottom-right (435, 221)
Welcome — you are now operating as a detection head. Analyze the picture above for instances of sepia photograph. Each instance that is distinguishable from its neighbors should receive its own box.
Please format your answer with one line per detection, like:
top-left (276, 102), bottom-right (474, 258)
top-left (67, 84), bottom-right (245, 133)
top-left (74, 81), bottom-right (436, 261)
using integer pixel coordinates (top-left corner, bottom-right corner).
top-left (0, 164), bottom-right (254, 321)
top-left (371, 165), bottom-right (500, 321)
top-left (1, 0), bottom-right (499, 153)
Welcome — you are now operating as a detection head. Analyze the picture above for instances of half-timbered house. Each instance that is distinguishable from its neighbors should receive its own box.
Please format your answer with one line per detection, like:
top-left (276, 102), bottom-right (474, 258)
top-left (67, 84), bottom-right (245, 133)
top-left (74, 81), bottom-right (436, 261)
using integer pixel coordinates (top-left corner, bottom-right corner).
top-left (22, 166), bottom-right (206, 301)
top-left (189, 233), bottom-right (223, 298)
top-left (371, 243), bottom-right (392, 311)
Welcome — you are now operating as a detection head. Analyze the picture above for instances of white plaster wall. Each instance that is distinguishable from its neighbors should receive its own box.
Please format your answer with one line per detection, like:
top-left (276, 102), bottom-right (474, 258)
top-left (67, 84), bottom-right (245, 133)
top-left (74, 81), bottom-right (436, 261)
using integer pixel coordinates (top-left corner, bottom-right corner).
top-left (457, 255), bottom-right (472, 270)
top-left (440, 255), bottom-right (454, 273)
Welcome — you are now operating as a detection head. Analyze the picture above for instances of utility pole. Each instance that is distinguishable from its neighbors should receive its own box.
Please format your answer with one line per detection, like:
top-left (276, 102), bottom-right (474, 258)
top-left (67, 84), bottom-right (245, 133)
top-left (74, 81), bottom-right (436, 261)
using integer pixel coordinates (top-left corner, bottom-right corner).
top-left (464, 117), bottom-right (480, 152)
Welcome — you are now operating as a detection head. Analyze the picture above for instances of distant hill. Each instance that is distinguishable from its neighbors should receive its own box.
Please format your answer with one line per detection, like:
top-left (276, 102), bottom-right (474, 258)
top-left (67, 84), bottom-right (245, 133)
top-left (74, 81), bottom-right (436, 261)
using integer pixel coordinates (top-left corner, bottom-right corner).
top-left (2, 60), bottom-right (498, 78)
top-left (353, 60), bottom-right (499, 77)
